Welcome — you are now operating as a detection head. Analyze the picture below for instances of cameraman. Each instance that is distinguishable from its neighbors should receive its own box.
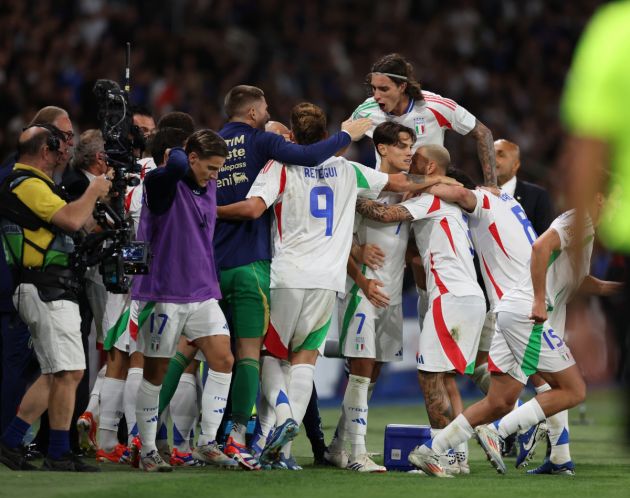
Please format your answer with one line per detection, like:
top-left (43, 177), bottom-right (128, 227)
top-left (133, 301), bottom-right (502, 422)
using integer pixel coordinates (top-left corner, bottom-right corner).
top-left (0, 125), bottom-right (110, 472)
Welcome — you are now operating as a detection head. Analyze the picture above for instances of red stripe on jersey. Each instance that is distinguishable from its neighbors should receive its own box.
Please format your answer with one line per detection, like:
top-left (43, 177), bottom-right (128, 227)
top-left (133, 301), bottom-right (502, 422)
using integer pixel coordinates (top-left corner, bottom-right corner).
top-left (487, 355), bottom-right (502, 374)
top-left (432, 295), bottom-right (467, 374)
top-left (129, 319), bottom-right (138, 342)
top-left (427, 107), bottom-right (452, 129)
top-left (125, 187), bottom-right (135, 212)
top-left (424, 96), bottom-right (456, 111)
top-left (482, 194), bottom-right (490, 209)
top-left (262, 159), bottom-right (275, 173)
top-left (264, 322), bottom-right (289, 360)
top-left (274, 166), bottom-right (287, 241)
top-left (430, 253), bottom-right (449, 295)
top-left (481, 254), bottom-right (503, 299)
top-left (439, 217), bottom-right (456, 254)
top-left (428, 195), bottom-right (441, 213)
top-left (488, 222), bottom-right (510, 259)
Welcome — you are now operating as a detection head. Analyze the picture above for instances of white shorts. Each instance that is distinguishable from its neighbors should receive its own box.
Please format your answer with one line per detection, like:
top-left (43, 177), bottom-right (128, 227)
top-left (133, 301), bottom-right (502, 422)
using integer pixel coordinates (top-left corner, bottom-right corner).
top-left (338, 291), bottom-right (403, 362)
top-left (478, 311), bottom-right (496, 353)
top-left (264, 288), bottom-right (336, 360)
top-left (136, 299), bottom-right (229, 358)
top-left (492, 310), bottom-right (575, 381)
top-left (13, 284), bottom-right (85, 374)
top-left (416, 294), bottom-right (485, 374)
top-left (487, 330), bottom-right (529, 384)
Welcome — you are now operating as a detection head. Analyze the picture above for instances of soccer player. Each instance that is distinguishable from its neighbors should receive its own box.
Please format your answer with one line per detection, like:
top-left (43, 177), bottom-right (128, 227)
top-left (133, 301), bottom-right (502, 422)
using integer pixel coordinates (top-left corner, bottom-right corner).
top-left (214, 85), bottom-right (370, 470)
top-left (218, 103), bottom-right (452, 469)
top-left (131, 130), bottom-right (237, 472)
top-left (327, 122), bottom-right (416, 472)
top-left (408, 199), bottom-right (621, 477)
top-left (355, 145), bottom-right (486, 473)
top-left (351, 53), bottom-right (497, 186)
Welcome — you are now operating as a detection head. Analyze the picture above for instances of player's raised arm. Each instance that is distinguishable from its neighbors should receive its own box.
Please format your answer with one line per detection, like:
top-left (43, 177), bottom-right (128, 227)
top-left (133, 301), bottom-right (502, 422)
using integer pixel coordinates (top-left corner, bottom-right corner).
top-left (529, 227), bottom-right (562, 323)
top-left (426, 184), bottom-right (477, 212)
top-left (468, 119), bottom-right (498, 187)
top-left (356, 198), bottom-right (413, 223)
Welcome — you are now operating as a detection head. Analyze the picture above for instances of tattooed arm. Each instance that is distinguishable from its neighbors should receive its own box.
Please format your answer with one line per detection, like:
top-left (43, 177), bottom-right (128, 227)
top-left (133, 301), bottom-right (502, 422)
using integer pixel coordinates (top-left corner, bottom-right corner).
top-left (356, 198), bottom-right (414, 223)
top-left (384, 173), bottom-right (462, 193)
top-left (468, 120), bottom-right (497, 187)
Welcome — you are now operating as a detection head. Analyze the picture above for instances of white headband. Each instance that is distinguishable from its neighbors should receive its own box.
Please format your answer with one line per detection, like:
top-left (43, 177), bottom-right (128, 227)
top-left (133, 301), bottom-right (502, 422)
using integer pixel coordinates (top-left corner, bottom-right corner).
top-left (373, 72), bottom-right (408, 81)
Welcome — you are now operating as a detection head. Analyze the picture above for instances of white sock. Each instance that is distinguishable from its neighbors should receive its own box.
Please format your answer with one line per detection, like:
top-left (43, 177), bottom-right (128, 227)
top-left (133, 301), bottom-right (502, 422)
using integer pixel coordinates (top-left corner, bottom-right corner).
top-left (288, 364), bottom-right (315, 425)
top-left (261, 356), bottom-right (292, 425)
top-left (342, 374), bottom-right (370, 460)
top-left (86, 365), bottom-right (106, 416)
top-left (135, 379), bottom-right (161, 457)
top-left (98, 377), bottom-right (125, 451)
top-left (197, 369), bottom-right (231, 446)
top-left (171, 374), bottom-right (198, 453)
top-left (471, 363), bottom-right (491, 394)
top-left (124, 367), bottom-right (143, 445)
top-left (432, 414), bottom-right (474, 455)
top-left (498, 398), bottom-right (545, 439)
top-left (535, 382), bottom-right (552, 394)
top-left (454, 440), bottom-right (468, 463)
top-left (256, 391), bottom-right (276, 444)
top-left (330, 408), bottom-right (347, 453)
top-left (281, 364), bottom-right (315, 458)
top-left (547, 409), bottom-right (571, 464)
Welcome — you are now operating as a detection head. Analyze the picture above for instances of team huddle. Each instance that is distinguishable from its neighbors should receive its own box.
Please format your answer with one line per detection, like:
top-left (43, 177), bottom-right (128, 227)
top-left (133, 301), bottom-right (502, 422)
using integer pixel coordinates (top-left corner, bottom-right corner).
top-left (0, 53), bottom-right (618, 476)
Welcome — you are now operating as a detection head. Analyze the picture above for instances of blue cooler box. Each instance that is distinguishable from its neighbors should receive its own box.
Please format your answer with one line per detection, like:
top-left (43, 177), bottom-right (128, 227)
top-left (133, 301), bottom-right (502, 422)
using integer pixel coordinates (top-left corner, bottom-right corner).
top-left (383, 424), bottom-right (431, 471)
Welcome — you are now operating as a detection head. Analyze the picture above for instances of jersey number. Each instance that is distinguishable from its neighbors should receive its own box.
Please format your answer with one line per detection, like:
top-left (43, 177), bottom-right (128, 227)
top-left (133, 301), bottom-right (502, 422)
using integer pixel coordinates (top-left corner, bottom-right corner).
top-left (310, 186), bottom-right (334, 236)
top-left (510, 205), bottom-right (537, 245)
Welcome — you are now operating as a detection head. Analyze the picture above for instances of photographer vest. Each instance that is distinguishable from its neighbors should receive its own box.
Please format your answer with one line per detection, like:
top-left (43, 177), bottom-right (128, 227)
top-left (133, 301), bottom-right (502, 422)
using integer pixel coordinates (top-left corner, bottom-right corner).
top-left (0, 168), bottom-right (79, 300)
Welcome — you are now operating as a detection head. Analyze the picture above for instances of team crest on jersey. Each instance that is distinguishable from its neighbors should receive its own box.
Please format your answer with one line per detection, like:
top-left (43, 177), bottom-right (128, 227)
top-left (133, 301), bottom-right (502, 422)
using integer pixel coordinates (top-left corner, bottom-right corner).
top-left (414, 117), bottom-right (425, 135)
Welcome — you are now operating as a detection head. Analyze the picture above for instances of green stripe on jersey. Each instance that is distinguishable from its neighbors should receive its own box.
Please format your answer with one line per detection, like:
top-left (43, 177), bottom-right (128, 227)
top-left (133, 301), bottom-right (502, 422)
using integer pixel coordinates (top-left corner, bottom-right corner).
top-left (352, 163), bottom-right (370, 189)
top-left (355, 100), bottom-right (379, 113)
top-left (521, 323), bottom-right (543, 376)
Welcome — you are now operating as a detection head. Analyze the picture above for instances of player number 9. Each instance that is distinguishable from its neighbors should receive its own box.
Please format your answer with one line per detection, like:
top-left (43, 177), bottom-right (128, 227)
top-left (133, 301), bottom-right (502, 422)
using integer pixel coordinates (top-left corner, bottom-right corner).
top-left (310, 186), bottom-right (334, 236)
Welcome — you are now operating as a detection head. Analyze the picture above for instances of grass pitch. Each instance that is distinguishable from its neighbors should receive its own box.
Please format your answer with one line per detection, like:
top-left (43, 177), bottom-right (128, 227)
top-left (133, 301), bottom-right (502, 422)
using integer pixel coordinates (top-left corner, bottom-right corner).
top-left (1, 388), bottom-right (628, 498)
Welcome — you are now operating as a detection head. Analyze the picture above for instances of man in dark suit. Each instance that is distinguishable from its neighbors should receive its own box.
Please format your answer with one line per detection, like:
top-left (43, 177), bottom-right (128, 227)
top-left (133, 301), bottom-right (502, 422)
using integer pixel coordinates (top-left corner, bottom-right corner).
top-left (495, 139), bottom-right (554, 236)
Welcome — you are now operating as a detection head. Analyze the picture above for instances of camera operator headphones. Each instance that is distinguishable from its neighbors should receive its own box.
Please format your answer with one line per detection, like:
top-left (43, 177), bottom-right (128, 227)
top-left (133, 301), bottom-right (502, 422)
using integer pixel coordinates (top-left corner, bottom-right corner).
top-left (22, 123), bottom-right (64, 152)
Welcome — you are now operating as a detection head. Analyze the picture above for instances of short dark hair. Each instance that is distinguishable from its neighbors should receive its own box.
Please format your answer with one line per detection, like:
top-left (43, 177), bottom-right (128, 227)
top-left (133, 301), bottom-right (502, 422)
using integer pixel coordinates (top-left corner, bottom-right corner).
top-left (367, 53), bottom-right (423, 100)
top-left (130, 104), bottom-right (154, 119)
top-left (290, 103), bottom-right (327, 145)
top-left (224, 85), bottom-right (265, 119)
top-left (446, 166), bottom-right (477, 190)
top-left (150, 127), bottom-right (190, 165)
top-left (373, 122), bottom-right (417, 153)
top-left (185, 129), bottom-right (228, 159)
top-left (157, 112), bottom-right (195, 134)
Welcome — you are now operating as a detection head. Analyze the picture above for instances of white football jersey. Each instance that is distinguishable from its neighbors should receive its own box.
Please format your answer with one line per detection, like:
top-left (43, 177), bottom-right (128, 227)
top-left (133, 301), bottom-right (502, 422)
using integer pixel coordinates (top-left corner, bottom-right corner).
top-left (401, 194), bottom-right (483, 302)
top-left (497, 210), bottom-right (594, 314)
top-left (351, 191), bottom-right (410, 305)
top-left (468, 190), bottom-right (536, 310)
top-left (351, 90), bottom-right (477, 168)
top-left (247, 157), bottom-right (389, 292)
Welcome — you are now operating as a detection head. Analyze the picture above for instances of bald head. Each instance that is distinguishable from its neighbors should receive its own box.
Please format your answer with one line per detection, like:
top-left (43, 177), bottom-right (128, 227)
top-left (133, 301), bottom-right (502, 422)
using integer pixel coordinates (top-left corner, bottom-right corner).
top-left (16, 126), bottom-right (60, 175)
top-left (494, 138), bottom-right (521, 186)
top-left (412, 144), bottom-right (451, 175)
top-left (265, 120), bottom-right (290, 136)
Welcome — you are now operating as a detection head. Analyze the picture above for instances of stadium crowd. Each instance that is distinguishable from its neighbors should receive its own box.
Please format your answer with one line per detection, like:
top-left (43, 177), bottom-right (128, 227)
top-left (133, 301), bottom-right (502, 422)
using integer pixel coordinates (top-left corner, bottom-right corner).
top-left (0, 0), bottom-right (625, 479)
